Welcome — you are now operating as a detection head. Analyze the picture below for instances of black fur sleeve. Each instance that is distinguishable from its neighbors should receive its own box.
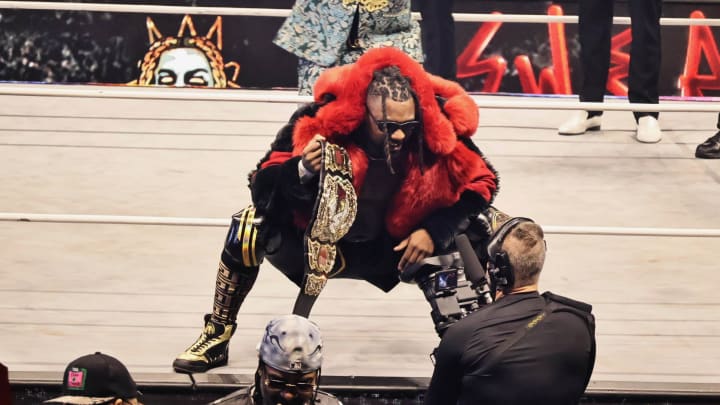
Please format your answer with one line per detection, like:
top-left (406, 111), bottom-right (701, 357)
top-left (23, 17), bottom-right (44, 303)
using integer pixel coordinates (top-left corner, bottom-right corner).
top-left (249, 102), bottom-right (324, 219)
top-left (421, 190), bottom-right (489, 252)
top-left (250, 158), bottom-right (318, 213)
top-left (458, 137), bottom-right (500, 204)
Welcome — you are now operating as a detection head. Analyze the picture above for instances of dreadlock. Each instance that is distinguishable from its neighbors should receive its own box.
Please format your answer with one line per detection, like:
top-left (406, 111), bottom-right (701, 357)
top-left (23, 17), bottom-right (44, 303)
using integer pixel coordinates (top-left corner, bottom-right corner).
top-left (367, 66), bottom-right (425, 174)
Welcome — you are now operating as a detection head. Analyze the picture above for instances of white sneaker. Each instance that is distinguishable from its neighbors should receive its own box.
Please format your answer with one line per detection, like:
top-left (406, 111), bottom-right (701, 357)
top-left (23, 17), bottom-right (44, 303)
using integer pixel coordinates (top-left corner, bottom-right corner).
top-left (558, 111), bottom-right (602, 135)
top-left (636, 116), bottom-right (662, 143)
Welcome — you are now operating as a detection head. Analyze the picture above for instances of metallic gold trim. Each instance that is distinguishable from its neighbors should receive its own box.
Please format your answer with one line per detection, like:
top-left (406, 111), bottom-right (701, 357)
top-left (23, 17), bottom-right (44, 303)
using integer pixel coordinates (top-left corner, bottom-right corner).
top-left (323, 143), bottom-right (353, 173)
top-left (301, 143), bottom-right (357, 301)
top-left (238, 208), bottom-right (251, 267)
top-left (342, 0), bottom-right (389, 12)
top-left (218, 260), bottom-right (230, 275)
top-left (242, 207), bottom-right (256, 267)
top-left (488, 207), bottom-right (513, 233)
top-left (304, 274), bottom-right (328, 296)
top-left (310, 177), bottom-right (357, 242)
top-left (249, 218), bottom-right (258, 267)
top-left (176, 321), bottom-right (234, 362)
top-left (307, 239), bottom-right (336, 274)
top-left (327, 247), bottom-right (346, 279)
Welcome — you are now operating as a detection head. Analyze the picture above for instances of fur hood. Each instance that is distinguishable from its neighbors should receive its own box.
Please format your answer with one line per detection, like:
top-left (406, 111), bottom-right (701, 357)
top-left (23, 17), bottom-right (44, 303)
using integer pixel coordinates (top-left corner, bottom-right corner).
top-left (282, 47), bottom-right (496, 239)
top-left (292, 47), bottom-right (479, 157)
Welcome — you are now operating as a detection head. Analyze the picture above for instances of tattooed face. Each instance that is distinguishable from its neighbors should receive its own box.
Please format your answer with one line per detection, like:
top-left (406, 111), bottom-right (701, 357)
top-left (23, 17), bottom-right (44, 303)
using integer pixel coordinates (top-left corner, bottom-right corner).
top-left (365, 66), bottom-right (417, 155)
top-left (366, 95), bottom-right (416, 153)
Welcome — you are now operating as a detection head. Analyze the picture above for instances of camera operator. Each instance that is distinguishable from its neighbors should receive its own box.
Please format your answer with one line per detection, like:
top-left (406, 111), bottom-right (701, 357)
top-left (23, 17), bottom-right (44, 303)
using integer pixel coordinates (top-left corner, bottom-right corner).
top-left (424, 217), bottom-right (596, 405)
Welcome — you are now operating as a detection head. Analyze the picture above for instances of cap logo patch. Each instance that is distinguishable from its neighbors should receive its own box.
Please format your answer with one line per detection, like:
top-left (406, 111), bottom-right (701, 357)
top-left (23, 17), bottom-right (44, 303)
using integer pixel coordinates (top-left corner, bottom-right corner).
top-left (67, 368), bottom-right (87, 390)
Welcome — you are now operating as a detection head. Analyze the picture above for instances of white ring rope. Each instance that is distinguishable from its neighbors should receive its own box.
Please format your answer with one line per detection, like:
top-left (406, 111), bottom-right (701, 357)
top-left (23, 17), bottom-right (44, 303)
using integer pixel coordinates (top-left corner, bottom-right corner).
top-left (0, 85), bottom-right (716, 113)
top-left (2, 213), bottom-right (719, 237)
top-left (1, 1), bottom-right (720, 26)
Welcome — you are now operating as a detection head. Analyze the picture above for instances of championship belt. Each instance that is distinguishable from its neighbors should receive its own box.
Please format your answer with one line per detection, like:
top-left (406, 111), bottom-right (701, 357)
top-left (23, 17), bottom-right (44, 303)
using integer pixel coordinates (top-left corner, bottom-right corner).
top-left (293, 141), bottom-right (358, 317)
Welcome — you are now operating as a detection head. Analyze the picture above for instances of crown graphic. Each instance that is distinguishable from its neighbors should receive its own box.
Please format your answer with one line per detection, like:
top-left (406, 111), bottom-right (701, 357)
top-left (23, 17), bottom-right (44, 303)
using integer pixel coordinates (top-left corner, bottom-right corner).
top-left (146, 15), bottom-right (223, 49)
top-left (135, 15), bottom-right (240, 88)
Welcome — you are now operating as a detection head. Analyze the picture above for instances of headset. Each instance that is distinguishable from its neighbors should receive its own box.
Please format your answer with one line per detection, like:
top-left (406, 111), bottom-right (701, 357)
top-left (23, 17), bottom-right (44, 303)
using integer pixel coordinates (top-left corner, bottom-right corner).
top-left (485, 216), bottom-right (535, 297)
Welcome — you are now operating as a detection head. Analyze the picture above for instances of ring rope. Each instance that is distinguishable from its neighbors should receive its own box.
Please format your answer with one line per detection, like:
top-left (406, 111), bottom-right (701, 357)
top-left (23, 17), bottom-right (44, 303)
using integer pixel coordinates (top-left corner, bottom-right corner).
top-left (1, 213), bottom-right (720, 238)
top-left (0, 86), bottom-right (716, 113)
top-left (1, 1), bottom-right (719, 26)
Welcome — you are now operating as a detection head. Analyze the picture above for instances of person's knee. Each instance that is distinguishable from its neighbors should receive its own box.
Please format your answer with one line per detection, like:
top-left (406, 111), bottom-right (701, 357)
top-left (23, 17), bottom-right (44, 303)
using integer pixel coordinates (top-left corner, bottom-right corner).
top-left (222, 206), bottom-right (266, 269)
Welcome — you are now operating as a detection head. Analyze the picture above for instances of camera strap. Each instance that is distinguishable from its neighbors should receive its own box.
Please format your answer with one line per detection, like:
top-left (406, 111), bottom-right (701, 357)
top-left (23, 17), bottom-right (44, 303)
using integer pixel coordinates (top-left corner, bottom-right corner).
top-left (468, 299), bottom-right (555, 377)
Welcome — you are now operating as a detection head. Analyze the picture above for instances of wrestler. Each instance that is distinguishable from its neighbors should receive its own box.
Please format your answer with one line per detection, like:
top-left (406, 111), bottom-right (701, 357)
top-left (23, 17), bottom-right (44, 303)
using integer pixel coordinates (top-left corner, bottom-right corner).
top-left (172, 47), bottom-right (499, 373)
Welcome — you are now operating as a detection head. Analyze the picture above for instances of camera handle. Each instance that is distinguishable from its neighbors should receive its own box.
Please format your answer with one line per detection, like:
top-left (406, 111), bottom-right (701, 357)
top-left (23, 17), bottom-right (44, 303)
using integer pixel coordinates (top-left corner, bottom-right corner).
top-left (455, 234), bottom-right (494, 305)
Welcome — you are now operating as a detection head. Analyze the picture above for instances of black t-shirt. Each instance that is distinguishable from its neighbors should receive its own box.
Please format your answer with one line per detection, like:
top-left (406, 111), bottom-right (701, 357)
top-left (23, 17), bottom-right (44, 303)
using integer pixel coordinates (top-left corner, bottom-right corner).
top-left (424, 291), bottom-right (595, 405)
top-left (344, 156), bottom-right (401, 242)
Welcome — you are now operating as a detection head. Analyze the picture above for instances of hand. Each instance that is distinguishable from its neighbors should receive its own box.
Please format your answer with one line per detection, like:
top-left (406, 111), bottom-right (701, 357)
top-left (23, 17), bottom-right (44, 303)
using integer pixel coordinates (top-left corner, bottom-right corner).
top-left (394, 229), bottom-right (434, 271)
top-left (301, 134), bottom-right (326, 173)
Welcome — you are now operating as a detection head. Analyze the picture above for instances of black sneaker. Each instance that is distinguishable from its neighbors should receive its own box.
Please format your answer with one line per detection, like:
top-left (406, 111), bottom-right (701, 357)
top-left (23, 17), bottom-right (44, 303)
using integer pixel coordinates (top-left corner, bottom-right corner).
top-left (173, 314), bottom-right (236, 373)
top-left (696, 132), bottom-right (720, 159)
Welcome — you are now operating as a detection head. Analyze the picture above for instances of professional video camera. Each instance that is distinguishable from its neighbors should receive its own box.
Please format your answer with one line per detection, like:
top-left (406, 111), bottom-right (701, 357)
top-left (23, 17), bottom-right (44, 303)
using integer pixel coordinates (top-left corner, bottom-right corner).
top-left (400, 233), bottom-right (494, 337)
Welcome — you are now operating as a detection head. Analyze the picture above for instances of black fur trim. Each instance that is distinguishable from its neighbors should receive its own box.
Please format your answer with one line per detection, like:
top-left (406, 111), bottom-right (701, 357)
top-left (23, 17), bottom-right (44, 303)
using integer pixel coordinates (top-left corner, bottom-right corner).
top-left (277, 156), bottom-right (318, 209)
top-left (251, 96), bottom-right (336, 180)
top-left (250, 158), bottom-right (318, 233)
top-left (421, 190), bottom-right (489, 252)
top-left (248, 98), bottom-right (336, 220)
top-left (459, 137), bottom-right (500, 203)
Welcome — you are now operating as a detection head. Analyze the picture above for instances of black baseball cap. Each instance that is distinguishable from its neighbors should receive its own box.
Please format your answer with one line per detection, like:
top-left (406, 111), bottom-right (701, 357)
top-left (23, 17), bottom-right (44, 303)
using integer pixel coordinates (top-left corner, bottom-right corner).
top-left (45, 352), bottom-right (139, 404)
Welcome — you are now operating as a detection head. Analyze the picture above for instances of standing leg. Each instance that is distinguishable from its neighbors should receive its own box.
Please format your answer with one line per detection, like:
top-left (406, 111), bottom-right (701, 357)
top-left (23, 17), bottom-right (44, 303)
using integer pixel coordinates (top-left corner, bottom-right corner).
top-left (416, 0), bottom-right (456, 80)
top-left (629, 0), bottom-right (662, 142)
top-left (173, 207), bottom-right (264, 373)
top-left (579, 0), bottom-right (614, 116)
top-left (628, 0), bottom-right (662, 121)
top-left (558, 0), bottom-right (613, 135)
top-left (695, 113), bottom-right (720, 159)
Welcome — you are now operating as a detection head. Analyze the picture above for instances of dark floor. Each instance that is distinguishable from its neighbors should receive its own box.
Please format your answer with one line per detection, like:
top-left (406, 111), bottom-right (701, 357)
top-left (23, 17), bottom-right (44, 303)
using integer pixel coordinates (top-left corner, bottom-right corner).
top-left (12, 385), bottom-right (720, 405)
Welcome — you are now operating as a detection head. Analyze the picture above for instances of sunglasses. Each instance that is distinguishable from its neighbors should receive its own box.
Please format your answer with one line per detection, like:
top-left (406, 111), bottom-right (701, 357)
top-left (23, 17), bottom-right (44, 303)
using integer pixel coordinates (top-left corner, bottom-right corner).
top-left (265, 377), bottom-right (316, 393)
top-left (369, 114), bottom-right (420, 136)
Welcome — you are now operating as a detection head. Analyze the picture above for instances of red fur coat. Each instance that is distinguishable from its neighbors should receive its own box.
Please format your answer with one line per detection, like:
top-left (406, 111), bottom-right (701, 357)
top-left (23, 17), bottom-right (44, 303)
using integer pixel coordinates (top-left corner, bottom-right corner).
top-left (255, 47), bottom-right (498, 240)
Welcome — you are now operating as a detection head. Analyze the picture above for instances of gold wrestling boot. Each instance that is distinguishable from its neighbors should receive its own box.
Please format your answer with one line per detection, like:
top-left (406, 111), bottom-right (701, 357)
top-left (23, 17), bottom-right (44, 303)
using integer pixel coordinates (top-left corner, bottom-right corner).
top-left (173, 314), bottom-right (236, 373)
top-left (173, 207), bottom-right (262, 373)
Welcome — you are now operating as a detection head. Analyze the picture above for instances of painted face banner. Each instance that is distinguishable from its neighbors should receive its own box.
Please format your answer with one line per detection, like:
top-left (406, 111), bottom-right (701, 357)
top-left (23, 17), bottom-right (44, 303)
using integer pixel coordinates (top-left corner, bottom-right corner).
top-left (132, 15), bottom-right (240, 88)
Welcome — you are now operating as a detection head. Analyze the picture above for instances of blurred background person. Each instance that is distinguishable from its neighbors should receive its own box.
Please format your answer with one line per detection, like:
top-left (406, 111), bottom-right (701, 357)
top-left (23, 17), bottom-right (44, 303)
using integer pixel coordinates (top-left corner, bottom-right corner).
top-left (45, 352), bottom-right (142, 405)
top-left (0, 362), bottom-right (10, 405)
top-left (209, 314), bottom-right (341, 405)
top-left (415, 0), bottom-right (456, 81)
top-left (559, 0), bottom-right (663, 143)
top-left (273, 0), bottom-right (422, 95)
top-left (696, 113), bottom-right (720, 159)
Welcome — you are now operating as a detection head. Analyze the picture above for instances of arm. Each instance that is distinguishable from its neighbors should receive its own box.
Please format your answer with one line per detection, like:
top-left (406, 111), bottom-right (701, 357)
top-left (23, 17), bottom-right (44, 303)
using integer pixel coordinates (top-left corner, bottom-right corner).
top-left (396, 188), bottom-right (487, 270)
top-left (424, 323), bottom-right (466, 405)
top-left (421, 137), bottom-right (498, 251)
top-left (250, 104), bottom-right (322, 216)
top-left (420, 190), bottom-right (488, 252)
top-left (252, 156), bottom-right (318, 210)
top-left (397, 137), bottom-right (497, 266)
